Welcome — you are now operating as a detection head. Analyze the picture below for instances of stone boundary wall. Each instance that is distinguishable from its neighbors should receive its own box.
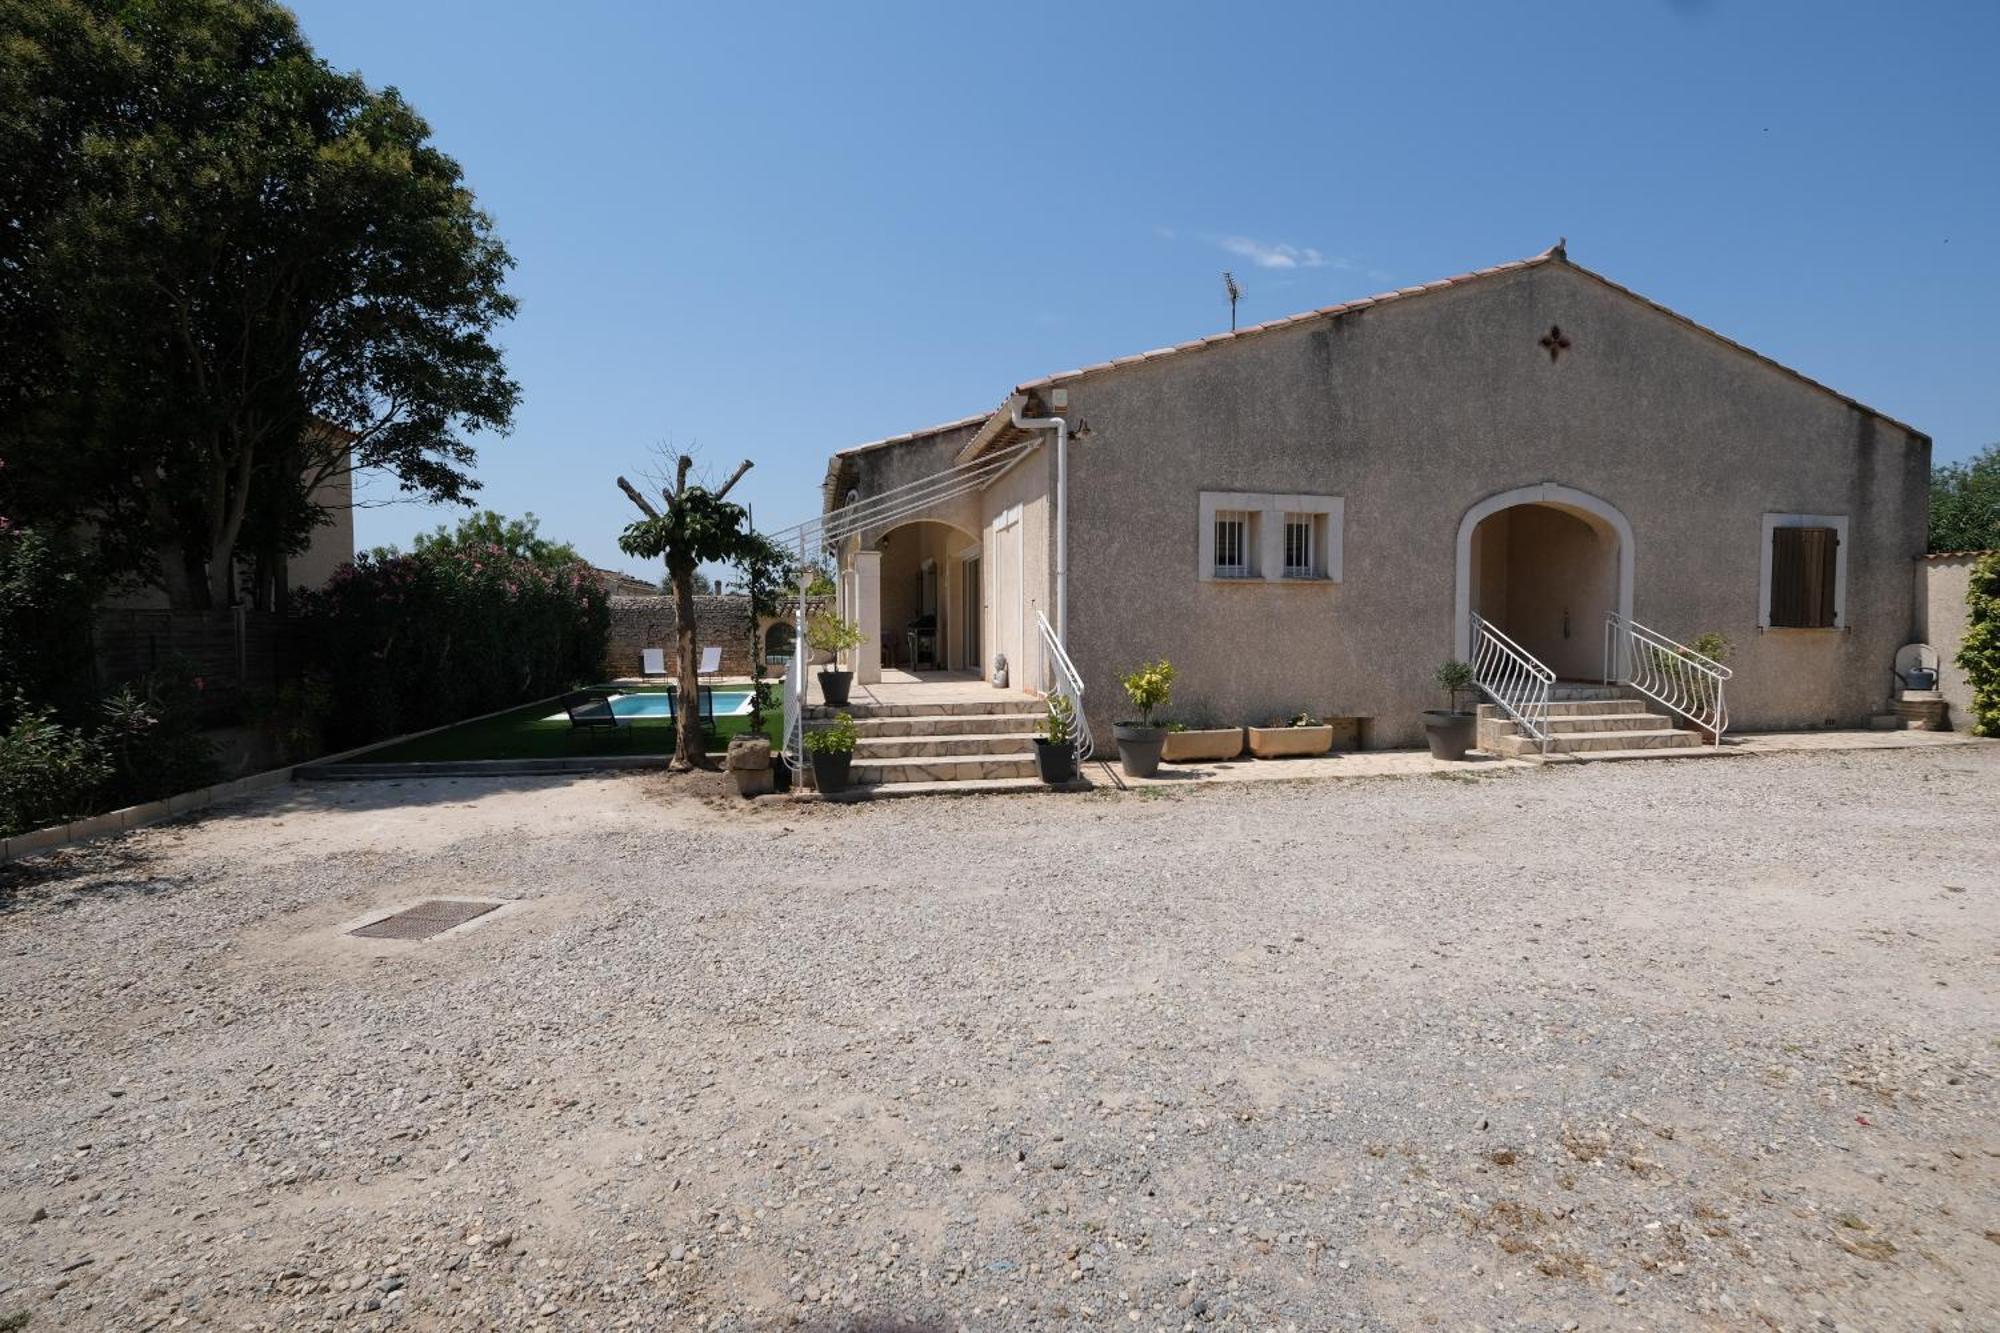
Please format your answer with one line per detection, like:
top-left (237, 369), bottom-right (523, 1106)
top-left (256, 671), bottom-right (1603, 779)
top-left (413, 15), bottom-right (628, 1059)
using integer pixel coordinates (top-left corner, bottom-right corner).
top-left (606, 595), bottom-right (801, 678)
top-left (1914, 551), bottom-right (1991, 729)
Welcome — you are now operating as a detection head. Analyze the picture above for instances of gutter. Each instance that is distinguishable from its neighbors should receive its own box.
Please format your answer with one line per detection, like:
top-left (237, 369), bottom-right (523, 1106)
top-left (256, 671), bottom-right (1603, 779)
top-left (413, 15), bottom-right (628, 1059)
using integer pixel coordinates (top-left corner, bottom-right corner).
top-left (1008, 394), bottom-right (1069, 643)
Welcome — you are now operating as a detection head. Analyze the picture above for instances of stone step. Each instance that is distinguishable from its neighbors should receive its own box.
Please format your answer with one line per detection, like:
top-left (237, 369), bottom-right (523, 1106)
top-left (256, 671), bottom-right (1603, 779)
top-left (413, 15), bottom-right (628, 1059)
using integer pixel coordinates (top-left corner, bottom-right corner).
top-left (1491, 728), bottom-right (1704, 757)
top-left (1537, 746), bottom-right (1740, 765)
top-left (1478, 698), bottom-right (1652, 719)
top-left (850, 753), bottom-right (1040, 784)
top-left (855, 732), bottom-right (1038, 758)
top-left (807, 699), bottom-right (1043, 720)
top-left (847, 712), bottom-right (1042, 737)
top-left (808, 776), bottom-right (1085, 801)
top-left (1543, 711), bottom-right (1670, 734)
top-left (1548, 684), bottom-right (1627, 702)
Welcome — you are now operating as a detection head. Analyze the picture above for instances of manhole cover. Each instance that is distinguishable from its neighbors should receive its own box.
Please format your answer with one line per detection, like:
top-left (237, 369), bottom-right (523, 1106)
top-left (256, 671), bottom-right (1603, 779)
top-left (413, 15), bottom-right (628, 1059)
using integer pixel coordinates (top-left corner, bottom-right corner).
top-left (349, 899), bottom-right (502, 941)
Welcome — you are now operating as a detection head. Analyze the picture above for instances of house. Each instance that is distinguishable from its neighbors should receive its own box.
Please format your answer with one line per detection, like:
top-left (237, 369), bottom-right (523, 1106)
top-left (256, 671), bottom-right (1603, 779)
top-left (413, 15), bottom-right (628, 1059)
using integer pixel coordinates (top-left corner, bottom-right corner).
top-left (818, 243), bottom-right (1930, 751)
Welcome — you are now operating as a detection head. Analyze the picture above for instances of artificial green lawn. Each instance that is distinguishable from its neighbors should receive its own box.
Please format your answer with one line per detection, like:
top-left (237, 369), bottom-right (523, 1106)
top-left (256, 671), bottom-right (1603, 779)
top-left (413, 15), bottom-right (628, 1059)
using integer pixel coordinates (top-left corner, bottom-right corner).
top-left (356, 688), bottom-right (786, 763)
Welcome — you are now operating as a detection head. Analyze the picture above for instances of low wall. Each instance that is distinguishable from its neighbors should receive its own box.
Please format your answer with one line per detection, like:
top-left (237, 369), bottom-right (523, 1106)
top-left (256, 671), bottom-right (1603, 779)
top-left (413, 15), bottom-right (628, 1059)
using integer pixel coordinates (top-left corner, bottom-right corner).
top-left (1915, 552), bottom-right (1989, 729)
top-left (606, 595), bottom-right (797, 678)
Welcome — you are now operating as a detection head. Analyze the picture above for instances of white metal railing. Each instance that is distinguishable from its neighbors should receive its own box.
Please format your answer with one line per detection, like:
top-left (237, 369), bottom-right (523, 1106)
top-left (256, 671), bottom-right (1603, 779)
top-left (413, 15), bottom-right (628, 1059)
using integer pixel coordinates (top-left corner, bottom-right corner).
top-left (1470, 612), bottom-right (1554, 753)
top-left (1603, 612), bottom-right (1731, 742)
top-left (1036, 610), bottom-right (1094, 763)
top-left (780, 644), bottom-right (806, 774)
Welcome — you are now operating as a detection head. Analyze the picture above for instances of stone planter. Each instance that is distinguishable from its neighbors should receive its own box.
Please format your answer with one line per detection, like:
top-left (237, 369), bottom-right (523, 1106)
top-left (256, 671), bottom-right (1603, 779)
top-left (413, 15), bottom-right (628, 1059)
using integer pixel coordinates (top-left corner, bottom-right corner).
top-left (726, 735), bottom-right (773, 798)
top-left (817, 669), bottom-right (853, 708)
top-left (1422, 710), bottom-right (1477, 761)
top-left (1246, 724), bottom-right (1333, 758)
top-left (1161, 727), bottom-right (1244, 763)
top-left (1112, 723), bottom-right (1167, 778)
top-left (1033, 738), bottom-right (1078, 784)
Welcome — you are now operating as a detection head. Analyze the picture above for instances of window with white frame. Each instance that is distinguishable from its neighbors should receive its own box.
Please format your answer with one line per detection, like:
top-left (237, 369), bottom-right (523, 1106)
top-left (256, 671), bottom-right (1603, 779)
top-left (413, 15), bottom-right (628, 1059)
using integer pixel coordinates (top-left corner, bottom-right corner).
top-left (1198, 492), bottom-right (1343, 584)
top-left (1213, 510), bottom-right (1253, 578)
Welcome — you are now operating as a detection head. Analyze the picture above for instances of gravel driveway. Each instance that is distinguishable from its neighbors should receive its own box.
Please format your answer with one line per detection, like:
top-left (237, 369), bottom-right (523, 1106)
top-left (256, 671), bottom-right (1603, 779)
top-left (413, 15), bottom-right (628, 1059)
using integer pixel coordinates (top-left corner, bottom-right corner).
top-left (2, 745), bottom-right (1996, 1332)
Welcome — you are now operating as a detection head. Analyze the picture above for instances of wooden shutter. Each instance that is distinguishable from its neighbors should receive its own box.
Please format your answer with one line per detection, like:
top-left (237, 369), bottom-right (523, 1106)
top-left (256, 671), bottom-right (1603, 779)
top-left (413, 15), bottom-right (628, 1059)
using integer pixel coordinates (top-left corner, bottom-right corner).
top-left (1770, 526), bottom-right (1838, 628)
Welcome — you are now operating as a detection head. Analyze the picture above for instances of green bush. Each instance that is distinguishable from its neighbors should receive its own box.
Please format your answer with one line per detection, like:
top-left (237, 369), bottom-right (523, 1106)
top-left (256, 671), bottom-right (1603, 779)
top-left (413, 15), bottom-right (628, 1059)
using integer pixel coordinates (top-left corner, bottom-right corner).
top-left (297, 543), bottom-right (610, 750)
top-left (0, 526), bottom-right (99, 728)
top-left (1118, 659), bottom-right (1175, 726)
top-left (1960, 552), bottom-right (2000, 737)
top-left (804, 712), bottom-right (857, 754)
top-left (0, 705), bottom-right (114, 836)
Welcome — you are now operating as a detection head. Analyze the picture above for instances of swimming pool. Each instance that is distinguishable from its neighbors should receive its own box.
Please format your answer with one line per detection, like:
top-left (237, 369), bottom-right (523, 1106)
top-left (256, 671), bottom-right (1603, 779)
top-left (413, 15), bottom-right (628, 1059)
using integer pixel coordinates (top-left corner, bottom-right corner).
top-left (544, 688), bottom-right (756, 722)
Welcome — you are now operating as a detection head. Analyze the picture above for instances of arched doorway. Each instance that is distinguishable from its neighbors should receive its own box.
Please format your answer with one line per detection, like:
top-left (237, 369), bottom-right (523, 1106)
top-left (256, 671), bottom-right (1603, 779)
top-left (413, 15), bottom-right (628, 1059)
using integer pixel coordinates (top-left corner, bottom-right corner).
top-left (874, 519), bottom-right (980, 672)
top-left (1454, 484), bottom-right (1633, 679)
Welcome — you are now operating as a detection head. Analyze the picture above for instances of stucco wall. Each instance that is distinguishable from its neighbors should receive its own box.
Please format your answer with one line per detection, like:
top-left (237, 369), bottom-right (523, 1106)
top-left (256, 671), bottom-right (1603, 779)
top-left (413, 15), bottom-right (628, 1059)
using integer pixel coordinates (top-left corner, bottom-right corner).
top-left (1914, 554), bottom-right (1984, 727)
top-left (1058, 260), bottom-right (1929, 745)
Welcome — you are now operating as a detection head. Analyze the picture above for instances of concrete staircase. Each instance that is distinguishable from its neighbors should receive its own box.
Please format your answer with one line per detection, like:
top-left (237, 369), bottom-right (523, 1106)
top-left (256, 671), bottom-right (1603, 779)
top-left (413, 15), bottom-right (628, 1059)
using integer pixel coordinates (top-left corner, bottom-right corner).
top-left (1477, 684), bottom-right (1714, 761)
top-left (804, 697), bottom-right (1048, 790)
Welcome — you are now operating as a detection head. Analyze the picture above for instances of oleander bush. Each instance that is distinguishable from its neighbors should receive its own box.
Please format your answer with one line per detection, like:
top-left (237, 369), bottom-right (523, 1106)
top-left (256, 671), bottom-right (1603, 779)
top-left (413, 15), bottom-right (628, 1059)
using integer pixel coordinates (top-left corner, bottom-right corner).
top-left (1959, 552), bottom-right (2000, 737)
top-left (297, 543), bottom-right (610, 750)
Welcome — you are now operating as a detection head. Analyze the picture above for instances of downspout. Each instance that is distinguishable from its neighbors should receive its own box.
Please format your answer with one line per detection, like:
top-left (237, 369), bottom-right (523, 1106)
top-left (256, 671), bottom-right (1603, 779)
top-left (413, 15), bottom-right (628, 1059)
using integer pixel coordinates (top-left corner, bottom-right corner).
top-left (1008, 395), bottom-right (1068, 643)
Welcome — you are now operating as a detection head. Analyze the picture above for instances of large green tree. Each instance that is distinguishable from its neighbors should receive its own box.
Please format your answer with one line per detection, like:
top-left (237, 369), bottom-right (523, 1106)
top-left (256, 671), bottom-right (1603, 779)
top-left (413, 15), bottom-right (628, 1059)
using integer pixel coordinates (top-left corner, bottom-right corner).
top-left (0, 0), bottom-right (518, 608)
top-left (1930, 443), bottom-right (2000, 554)
top-left (409, 510), bottom-right (582, 570)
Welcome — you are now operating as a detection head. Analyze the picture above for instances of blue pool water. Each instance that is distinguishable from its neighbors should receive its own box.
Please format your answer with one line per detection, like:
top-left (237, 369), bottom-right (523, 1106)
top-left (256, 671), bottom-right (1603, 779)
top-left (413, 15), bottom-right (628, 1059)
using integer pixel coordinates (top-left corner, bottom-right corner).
top-left (609, 689), bottom-right (754, 719)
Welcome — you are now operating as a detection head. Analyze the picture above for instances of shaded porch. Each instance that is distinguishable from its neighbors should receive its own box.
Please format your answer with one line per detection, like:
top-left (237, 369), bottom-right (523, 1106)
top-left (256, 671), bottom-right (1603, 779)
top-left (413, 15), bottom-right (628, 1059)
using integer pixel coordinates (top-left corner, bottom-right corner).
top-left (806, 668), bottom-right (1030, 712)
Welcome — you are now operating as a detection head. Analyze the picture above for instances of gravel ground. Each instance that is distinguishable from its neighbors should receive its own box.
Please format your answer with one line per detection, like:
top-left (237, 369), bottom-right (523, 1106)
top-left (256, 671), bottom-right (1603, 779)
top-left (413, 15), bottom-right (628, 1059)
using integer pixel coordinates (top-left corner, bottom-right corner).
top-left (2, 745), bottom-right (1997, 1333)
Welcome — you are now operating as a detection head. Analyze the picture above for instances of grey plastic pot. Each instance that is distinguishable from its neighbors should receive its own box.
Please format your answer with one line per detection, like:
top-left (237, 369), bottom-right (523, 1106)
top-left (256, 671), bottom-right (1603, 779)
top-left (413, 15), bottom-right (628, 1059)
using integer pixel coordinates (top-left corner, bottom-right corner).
top-left (1421, 710), bottom-right (1477, 761)
top-left (809, 748), bottom-right (853, 793)
top-left (1112, 723), bottom-right (1167, 778)
top-left (1033, 738), bottom-right (1078, 784)
top-left (817, 669), bottom-right (854, 708)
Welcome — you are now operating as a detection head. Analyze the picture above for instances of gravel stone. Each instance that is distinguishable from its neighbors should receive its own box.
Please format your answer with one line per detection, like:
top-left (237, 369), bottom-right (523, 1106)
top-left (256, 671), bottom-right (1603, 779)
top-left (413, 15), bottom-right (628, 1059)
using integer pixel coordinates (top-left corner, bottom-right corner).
top-left (1, 748), bottom-right (1996, 1330)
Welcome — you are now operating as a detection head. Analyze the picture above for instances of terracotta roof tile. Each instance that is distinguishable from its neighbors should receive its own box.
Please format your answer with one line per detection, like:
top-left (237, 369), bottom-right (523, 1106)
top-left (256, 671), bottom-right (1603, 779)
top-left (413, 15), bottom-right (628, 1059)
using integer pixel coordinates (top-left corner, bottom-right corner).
top-left (1918, 548), bottom-right (1997, 560)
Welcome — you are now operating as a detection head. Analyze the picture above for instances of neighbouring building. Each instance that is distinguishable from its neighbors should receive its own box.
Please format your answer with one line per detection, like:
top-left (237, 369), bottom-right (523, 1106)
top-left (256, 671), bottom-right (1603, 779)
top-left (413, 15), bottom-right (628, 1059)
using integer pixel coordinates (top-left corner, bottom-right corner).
top-left (820, 243), bottom-right (1934, 747)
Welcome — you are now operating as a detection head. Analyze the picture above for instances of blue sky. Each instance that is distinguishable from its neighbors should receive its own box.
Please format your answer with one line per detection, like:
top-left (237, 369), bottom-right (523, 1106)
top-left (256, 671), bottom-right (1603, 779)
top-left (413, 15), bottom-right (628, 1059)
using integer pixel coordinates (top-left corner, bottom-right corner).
top-left (290, 0), bottom-right (2000, 576)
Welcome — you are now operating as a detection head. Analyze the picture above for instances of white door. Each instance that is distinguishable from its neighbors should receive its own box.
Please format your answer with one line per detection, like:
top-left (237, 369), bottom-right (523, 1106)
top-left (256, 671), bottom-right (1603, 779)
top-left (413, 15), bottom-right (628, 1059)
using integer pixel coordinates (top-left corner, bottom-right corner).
top-left (991, 509), bottom-right (1022, 687)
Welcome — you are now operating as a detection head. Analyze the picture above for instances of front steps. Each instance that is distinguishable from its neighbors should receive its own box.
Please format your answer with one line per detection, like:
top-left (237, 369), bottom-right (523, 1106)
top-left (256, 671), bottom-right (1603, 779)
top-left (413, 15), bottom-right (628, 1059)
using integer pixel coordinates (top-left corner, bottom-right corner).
top-left (1478, 686), bottom-right (1712, 761)
top-left (804, 697), bottom-right (1047, 788)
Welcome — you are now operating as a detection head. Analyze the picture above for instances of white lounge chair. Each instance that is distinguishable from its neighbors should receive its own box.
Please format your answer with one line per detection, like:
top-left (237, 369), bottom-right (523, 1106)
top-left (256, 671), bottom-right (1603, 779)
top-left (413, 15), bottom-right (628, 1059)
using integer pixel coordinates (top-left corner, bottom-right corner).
top-left (698, 645), bottom-right (722, 677)
top-left (641, 647), bottom-right (666, 677)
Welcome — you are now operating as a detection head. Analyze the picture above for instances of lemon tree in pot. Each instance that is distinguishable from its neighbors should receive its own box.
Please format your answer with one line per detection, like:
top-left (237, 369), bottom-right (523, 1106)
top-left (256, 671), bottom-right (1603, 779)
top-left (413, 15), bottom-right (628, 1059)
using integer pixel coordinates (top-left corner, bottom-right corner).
top-left (807, 609), bottom-right (864, 707)
top-left (1034, 693), bottom-right (1079, 784)
top-left (1422, 659), bottom-right (1478, 760)
top-left (1112, 659), bottom-right (1175, 778)
top-left (804, 711), bottom-right (857, 793)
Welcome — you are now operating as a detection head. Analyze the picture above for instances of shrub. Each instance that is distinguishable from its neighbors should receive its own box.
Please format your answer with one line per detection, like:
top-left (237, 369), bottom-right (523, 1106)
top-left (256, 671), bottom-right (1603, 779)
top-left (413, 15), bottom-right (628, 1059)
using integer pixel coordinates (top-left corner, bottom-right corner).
top-left (0, 705), bottom-right (113, 836)
top-left (1433, 659), bottom-right (1475, 712)
top-left (297, 543), bottom-right (610, 750)
top-left (1960, 552), bottom-right (2000, 737)
top-left (0, 526), bottom-right (99, 727)
top-left (803, 712), bottom-right (857, 754)
top-left (805, 610), bottom-right (864, 658)
top-left (1040, 693), bottom-right (1075, 746)
top-left (1118, 660), bottom-right (1175, 726)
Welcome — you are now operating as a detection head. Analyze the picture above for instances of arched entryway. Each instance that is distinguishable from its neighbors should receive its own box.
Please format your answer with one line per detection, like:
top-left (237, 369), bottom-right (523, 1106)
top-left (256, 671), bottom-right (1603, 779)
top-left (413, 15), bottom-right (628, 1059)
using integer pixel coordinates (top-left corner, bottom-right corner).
top-left (1454, 484), bottom-right (1633, 679)
top-left (873, 518), bottom-right (981, 672)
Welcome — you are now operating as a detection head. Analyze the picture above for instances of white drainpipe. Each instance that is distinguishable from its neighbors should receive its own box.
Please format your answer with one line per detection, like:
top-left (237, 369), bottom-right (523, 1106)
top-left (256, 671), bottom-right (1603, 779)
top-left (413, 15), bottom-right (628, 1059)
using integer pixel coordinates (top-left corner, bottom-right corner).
top-left (1008, 395), bottom-right (1068, 643)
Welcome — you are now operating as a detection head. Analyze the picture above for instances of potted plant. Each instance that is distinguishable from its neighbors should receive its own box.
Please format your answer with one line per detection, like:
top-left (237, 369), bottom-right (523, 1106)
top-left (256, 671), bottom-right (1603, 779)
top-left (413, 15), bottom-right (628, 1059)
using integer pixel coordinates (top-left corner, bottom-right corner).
top-left (1160, 709), bottom-right (1244, 762)
top-left (1422, 660), bottom-right (1478, 760)
top-left (804, 711), bottom-right (858, 793)
top-left (1247, 710), bottom-right (1335, 759)
top-left (807, 610), bottom-right (864, 707)
top-left (1112, 659), bottom-right (1175, 777)
top-left (1034, 693), bottom-right (1079, 784)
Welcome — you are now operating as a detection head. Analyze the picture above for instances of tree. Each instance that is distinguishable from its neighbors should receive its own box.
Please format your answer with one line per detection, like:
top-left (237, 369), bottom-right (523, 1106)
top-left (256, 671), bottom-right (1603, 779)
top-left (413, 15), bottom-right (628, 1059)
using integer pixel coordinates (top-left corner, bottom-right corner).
top-left (1930, 444), bottom-right (2000, 554)
top-left (413, 511), bottom-right (581, 570)
top-left (0, 0), bottom-right (518, 608)
top-left (615, 456), bottom-right (761, 770)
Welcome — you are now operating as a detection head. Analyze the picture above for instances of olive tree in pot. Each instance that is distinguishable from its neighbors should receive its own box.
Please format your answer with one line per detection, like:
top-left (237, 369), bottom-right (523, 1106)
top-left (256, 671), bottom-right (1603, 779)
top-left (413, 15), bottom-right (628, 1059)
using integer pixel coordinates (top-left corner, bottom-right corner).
top-left (807, 610), bottom-right (864, 707)
top-left (1034, 693), bottom-right (1079, 784)
top-left (1422, 659), bottom-right (1478, 760)
top-left (804, 711), bottom-right (857, 793)
top-left (1112, 659), bottom-right (1175, 778)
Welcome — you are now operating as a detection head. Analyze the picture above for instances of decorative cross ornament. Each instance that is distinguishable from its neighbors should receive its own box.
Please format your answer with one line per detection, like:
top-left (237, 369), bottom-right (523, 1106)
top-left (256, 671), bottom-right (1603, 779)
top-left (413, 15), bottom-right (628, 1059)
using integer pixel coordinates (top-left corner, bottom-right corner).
top-left (1539, 324), bottom-right (1572, 362)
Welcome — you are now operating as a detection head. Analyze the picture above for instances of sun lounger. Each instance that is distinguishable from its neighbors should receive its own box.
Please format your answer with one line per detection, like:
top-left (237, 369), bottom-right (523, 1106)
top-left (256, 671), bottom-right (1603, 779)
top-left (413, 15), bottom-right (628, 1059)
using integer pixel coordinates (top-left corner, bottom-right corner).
top-left (641, 647), bottom-right (666, 677)
top-left (565, 693), bottom-right (630, 737)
